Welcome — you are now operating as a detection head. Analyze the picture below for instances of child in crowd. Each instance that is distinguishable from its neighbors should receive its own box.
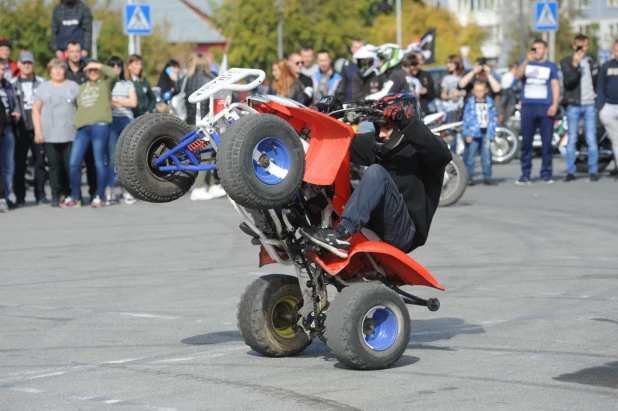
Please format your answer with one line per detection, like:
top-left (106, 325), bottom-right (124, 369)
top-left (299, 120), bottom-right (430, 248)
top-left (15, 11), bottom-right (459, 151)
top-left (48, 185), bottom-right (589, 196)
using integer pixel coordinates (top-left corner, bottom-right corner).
top-left (462, 81), bottom-right (497, 186)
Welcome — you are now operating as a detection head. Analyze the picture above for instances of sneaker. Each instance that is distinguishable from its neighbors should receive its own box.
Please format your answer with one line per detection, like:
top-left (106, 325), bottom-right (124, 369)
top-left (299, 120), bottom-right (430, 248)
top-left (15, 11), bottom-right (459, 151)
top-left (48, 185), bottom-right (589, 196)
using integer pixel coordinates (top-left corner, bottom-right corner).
top-left (190, 187), bottom-right (212, 201)
top-left (543, 177), bottom-right (555, 184)
top-left (609, 169), bottom-right (618, 177)
top-left (483, 179), bottom-right (497, 186)
top-left (105, 188), bottom-right (116, 206)
top-left (60, 197), bottom-right (81, 208)
top-left (467, 180), bottom-right (476, 186)
top-left (565, 174), bottom-right (575, 182)
top-left (91, 196), bottom-right (103, 208)
top-left (0, 200), bottom-right (8, 213)
top-left (300, 226), bottom-right (351, 259)
top-left (208, 184), bottom-right (227, 199)
top-left (515, 176), bottom-right (532, 185)
top-left (51, 198), bottom-right (60, 208)
top-left (122, 190), bottom-right (136, 205)
top-left (37, 197), bottom-right (50, 205)
top-left (10, 201), bottom-right (25, 209)
top-left (590, 173), bottom-right (599, 182)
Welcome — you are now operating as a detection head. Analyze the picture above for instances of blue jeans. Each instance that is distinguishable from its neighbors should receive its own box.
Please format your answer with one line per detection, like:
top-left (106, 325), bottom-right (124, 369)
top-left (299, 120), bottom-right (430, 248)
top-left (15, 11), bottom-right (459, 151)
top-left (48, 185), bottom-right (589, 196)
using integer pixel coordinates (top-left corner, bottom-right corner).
top-left (339, 164), bottom-right (417, 253)
top-left (465, 135), bottom-right (492, 180)
top-left (69, 124), bottom-right (110, 200)
top-left (565, 104), bottom-right (598, 174)
top-left (520, 104), bottom-right (554, 179)
top-left (108, 116), bottom-right (132, 188)
top-left (1, 126), bottom-right (15, 201)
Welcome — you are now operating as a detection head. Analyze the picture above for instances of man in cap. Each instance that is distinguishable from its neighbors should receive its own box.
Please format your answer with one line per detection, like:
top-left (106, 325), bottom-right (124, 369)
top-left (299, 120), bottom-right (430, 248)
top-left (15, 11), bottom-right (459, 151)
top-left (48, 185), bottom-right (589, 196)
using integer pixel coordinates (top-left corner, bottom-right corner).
top-left (12, 51), bottom-right (47, 207)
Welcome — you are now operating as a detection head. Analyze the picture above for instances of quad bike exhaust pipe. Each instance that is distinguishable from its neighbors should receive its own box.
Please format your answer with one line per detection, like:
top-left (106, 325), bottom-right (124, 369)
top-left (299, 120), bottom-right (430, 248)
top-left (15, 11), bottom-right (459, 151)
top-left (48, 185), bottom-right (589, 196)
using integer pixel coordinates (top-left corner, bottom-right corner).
top-left (394, 287), bottom-right (440, 312)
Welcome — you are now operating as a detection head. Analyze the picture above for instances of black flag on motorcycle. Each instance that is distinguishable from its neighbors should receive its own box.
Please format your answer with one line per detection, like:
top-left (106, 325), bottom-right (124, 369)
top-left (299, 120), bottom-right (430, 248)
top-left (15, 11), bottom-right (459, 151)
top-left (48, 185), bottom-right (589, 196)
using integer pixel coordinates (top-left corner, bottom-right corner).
top-left (404, 29), bottom-right (436, 65)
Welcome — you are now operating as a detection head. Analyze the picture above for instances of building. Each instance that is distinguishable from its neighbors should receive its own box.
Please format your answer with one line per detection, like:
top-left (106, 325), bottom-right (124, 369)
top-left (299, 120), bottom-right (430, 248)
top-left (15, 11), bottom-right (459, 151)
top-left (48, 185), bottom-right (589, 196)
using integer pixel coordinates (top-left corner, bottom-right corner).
top-left (429, 0), bottom-right (508, 64)
top-left (107, 0), bottom-right (227, 52)
top-left (569, 0), bottom-right (618, 49)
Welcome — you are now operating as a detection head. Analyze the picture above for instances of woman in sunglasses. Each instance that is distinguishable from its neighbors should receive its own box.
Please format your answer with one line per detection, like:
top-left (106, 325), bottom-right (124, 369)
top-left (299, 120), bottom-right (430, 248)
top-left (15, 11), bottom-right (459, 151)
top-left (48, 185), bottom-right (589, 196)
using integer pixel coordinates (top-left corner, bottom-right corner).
top-left (62, 60), bottom-right (117, 208)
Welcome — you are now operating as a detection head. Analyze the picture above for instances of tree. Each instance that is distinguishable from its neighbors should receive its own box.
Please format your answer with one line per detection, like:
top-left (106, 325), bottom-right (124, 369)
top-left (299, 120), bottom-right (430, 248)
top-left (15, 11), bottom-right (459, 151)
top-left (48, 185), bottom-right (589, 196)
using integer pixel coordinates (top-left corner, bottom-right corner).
top-left (0, 0), bottom-right (193, 81)
top-left (369, 0), bottom-right (487, 65)
top-left (212, 0), bottom-right (366, 71)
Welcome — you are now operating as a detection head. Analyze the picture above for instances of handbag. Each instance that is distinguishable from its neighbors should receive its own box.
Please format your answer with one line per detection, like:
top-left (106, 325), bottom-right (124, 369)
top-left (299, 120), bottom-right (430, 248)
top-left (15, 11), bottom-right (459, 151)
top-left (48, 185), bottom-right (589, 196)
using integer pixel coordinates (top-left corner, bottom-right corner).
top-left (170, 76), bottom-right (188, 121)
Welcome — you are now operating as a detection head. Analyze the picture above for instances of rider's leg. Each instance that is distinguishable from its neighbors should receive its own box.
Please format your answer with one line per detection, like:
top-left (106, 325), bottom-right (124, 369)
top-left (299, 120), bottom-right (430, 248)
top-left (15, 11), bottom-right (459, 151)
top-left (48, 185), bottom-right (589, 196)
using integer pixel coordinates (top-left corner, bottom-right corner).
top-left (301, 164), bottom-right (416, 256)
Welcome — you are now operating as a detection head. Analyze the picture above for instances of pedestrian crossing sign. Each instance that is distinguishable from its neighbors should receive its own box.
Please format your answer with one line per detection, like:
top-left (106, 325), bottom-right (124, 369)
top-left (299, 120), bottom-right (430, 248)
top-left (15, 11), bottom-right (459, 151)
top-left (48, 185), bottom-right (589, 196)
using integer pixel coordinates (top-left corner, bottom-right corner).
top-left (534, 1), bottom-right (558, 32)
top-left (125, 4), bottom-right (152, 36)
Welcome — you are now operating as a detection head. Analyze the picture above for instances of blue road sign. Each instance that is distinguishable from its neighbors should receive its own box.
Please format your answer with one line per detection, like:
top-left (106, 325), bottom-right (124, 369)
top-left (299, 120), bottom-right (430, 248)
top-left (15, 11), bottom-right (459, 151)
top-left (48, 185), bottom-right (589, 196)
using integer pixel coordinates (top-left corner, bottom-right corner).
top-left (534, 1), bottom-right (559, 32)
top-left (125, 4), bottom-right (152, 36)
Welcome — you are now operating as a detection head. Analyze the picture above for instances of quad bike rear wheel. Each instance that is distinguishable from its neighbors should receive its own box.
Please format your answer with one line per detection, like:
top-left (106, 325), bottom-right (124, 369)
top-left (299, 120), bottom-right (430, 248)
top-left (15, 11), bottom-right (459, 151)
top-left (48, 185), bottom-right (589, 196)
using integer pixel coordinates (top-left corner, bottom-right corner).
top-left (115, 114), bottom-right (197, 203)
top-left (218, 113), bottom-right (305, 210)
top-left (325, 283), bottom-right (410, 370)
top-left (439, 155), bottom-right (468, 207)
top-left (237, 274), bottom-right (312, 357)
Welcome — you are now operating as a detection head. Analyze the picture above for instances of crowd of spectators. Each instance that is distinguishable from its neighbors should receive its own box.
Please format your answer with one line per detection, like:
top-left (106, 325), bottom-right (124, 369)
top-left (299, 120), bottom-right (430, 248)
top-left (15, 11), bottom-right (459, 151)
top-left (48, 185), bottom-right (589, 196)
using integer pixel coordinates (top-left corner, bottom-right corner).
top-left (2, 1), bottom-right (617, 214)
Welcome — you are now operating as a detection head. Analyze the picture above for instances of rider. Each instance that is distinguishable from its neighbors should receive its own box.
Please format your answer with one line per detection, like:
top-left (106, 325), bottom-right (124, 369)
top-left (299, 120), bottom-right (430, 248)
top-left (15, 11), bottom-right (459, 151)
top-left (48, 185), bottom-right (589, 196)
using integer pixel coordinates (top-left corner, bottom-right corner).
top-left (337, 44), bottom-right (380, 102)
top-left (301, 93), bottom-right (452, 258)
top-left (366, 44), bottom-right (411, 100)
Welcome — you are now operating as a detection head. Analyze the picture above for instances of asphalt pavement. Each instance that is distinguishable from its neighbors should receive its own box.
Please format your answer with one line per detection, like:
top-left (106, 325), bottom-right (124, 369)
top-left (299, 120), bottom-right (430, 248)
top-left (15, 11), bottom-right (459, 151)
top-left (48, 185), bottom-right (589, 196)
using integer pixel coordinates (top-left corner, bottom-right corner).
top-left (1, 158), bottom-right (617, 411)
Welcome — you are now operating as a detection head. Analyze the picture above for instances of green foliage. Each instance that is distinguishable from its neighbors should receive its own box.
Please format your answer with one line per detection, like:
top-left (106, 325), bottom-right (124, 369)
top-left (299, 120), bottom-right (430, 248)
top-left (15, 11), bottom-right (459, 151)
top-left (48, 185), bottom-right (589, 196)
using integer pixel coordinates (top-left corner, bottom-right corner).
top-left (369, 0), bottom-right (487, 66)
top-left (0, 0), bottom-right (193, 81)
top-left (212, 0), bottom-right (366, 71)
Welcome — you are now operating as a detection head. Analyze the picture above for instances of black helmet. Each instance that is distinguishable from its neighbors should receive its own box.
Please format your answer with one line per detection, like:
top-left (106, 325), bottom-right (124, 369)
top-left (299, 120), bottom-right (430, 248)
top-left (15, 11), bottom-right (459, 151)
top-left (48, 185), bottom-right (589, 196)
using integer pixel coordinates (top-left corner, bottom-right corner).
top-left (368, 92), bottom-right (421, 124)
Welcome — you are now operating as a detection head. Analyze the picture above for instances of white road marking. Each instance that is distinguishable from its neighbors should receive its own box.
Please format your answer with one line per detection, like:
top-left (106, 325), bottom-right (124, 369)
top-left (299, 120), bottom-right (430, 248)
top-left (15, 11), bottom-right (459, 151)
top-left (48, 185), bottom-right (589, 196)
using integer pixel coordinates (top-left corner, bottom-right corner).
top-left (103, 399), bottom-right (123, 404)
top-left (9, 387), bottom-right (45, 393)
top-left (26, 371), bottom-right (67, 380)
top-left (101, 358), bottom-right (144, 364)
top-left (151, 357), bottom-right (195, 364)
top-left (117, 312), bottom-right (179, 320)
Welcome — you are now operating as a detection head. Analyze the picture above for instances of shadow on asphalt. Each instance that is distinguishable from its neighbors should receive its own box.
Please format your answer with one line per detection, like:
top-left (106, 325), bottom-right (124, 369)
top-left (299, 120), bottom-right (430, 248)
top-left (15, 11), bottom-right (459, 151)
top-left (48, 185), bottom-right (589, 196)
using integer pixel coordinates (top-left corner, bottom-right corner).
top-left (409, 317), bottom-right (486, 345)
top-left (181, 330), bottom-right (243, 345)
top-left (554, 361), bottom-right (618, 389)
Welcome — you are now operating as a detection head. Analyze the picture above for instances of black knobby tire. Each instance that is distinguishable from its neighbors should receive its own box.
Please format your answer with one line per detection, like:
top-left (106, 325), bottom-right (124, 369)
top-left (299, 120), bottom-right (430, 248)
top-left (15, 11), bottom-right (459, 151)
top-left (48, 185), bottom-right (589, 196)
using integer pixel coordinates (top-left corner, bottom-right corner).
top-left (439, 155), bottom-right (468, 207)
top-left (114, 116), bottom-right (147, 185)
top-left (325, 283), bottom-right (411, 370)
top-left (237, 274), bottom-right (312, 357)
top-left (115, 113), bottom-right (197, 203)
top-left (491, 127), bottom-right (520, 164)
top-left (217, 114), bottom-right (305, 210)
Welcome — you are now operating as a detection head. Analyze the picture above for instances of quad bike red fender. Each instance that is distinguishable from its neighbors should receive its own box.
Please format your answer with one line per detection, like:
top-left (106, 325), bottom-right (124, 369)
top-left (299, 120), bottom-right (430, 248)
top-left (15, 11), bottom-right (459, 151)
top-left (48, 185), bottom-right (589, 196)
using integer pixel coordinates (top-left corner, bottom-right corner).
top-left (307, 234), bottom-right (445, 291)
top-left (253, 101), bottom-right (355, 187)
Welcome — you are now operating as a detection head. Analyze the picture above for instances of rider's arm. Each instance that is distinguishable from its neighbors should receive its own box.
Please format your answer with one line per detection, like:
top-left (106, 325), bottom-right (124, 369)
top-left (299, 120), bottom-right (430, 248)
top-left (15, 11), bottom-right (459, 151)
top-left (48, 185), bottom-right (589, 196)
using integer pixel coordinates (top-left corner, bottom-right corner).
top-left (349, 132), bottom-right (376, 166)
top-left (402, 117), bottom-right (452, 169)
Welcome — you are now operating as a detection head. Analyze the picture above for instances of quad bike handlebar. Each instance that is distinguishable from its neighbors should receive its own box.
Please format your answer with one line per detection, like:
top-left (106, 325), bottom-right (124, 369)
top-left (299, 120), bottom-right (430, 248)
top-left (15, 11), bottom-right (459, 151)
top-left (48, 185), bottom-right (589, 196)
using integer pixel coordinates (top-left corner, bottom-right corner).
top-left (188, 68), bottom-right (266, 104)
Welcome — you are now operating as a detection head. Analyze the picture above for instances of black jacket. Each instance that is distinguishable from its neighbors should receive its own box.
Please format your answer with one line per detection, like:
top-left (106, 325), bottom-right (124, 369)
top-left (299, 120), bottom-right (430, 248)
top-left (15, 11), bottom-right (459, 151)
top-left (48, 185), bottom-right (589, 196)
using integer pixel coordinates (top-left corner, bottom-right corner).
top-left (350, 117), bottom-right (452, 250)
top-left (297, 73), bottom-right (313, 106)
top-left (560, 55), bottom-right (599, 106)
top-left (51, 0), bottom-right (93, 52)
top-left (412, 69), bottom-right (436, 115)
top-left (184, 69), bottom-right (216, 125)
top-left (66, 60), bottom-right (88, 85)
top-left (366, 66), bottom-right (410, 101)
top-left (596, 59), bottom-right (618, 109)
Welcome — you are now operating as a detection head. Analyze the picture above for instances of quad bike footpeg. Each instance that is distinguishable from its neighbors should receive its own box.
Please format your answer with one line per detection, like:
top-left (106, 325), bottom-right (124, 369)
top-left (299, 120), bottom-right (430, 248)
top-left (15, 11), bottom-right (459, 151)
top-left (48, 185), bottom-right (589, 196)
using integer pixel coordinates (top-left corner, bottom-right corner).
top-left (402, 296), bottom-right (440, 311)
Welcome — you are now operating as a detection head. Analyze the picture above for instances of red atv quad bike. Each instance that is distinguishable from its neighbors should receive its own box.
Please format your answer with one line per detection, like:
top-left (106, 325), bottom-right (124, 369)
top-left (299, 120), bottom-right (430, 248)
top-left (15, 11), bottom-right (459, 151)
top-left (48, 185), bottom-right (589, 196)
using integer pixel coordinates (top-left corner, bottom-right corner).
top-left (115, 68), bottom-right (444, 370)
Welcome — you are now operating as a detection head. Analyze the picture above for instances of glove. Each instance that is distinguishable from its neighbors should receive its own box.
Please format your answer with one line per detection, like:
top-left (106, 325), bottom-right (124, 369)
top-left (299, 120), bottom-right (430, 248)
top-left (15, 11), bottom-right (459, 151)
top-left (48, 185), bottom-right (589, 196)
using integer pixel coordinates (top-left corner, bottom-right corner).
top-left (382, 102), bottom-right (414, 129)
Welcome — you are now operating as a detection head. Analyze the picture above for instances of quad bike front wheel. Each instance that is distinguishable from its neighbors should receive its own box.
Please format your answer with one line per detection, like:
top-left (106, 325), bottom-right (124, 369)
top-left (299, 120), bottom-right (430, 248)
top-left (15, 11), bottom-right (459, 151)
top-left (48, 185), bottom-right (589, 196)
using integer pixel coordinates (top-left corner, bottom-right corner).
top-left (439, 155), bottom-right (468, 207)
top-left (217, 113), bottom-right (305, 210)
top-left (325, 283), bottom-right (411, 370)
top-left (115, 114), bottom-right (197, 203)
top-left (237, 274), bottom-right (313, 357)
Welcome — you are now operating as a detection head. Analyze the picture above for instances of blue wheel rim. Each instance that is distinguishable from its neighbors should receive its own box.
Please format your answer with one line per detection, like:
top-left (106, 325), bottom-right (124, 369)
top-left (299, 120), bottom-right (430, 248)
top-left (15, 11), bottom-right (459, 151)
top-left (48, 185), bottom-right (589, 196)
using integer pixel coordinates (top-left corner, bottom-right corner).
top-left (252, 138), bottom-right (290, 185)
top-left (362, 306), bottom-right (399, 351)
